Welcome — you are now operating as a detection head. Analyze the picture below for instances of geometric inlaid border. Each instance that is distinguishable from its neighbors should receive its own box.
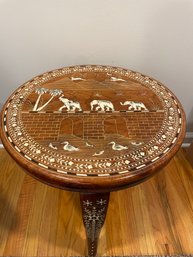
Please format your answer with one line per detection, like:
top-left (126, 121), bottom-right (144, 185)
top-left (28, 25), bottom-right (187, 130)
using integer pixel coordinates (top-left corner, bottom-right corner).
top-left (2, 65), bottom-right (183, 176)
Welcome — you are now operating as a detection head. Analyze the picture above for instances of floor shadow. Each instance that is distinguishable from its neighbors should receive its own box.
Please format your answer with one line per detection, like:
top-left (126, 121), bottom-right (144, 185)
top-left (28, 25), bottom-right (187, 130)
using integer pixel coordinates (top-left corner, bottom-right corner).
top-left (35, 187), bottom-right (87, 256)
top-left (57, 190), bottom-right (86, 255)
top-left (0, 186), bottom-right (19, 242)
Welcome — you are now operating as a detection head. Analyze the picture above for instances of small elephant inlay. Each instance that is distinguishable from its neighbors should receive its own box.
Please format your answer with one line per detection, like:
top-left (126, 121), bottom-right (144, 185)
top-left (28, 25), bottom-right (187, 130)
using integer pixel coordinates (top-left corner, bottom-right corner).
top-left (120, 101), bottom-right (148, 111)
top-left (59, 95), bottom-right (82, 111)
top-left (90, 100), bottom-right (114, 112)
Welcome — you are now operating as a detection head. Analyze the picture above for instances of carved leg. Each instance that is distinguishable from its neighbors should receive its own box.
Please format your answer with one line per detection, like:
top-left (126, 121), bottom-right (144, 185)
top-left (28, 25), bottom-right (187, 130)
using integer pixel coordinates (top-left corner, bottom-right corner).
top-left (80, 192), bottom-right (110, 257)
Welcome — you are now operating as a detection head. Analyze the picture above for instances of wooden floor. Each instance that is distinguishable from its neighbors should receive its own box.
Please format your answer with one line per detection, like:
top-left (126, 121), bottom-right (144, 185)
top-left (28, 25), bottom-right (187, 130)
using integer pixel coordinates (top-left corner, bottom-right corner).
top-left (0, 149), bottom-right (193, 256)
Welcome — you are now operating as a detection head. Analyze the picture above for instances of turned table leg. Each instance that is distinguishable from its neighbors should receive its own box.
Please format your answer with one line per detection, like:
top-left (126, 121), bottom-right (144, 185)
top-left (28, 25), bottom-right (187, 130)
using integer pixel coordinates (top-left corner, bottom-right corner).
top-left (80, 192), bottom-right (110, 257)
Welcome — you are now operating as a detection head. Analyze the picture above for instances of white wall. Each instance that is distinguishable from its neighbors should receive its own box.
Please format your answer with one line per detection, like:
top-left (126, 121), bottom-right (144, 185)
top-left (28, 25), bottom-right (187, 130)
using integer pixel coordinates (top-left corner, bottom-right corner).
top-left (0, 0), bottom-right (193, 130)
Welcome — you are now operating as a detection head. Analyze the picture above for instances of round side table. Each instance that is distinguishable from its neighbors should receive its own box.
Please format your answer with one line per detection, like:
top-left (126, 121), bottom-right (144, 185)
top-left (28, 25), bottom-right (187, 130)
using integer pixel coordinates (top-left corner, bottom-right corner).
top-left (0, 65), bottom-right (186, 256)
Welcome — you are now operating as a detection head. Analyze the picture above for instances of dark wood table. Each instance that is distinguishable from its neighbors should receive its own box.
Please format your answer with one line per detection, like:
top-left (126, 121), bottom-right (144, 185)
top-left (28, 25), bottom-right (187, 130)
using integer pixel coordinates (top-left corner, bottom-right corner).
top-left (0, 65), bottom-right (186, 256)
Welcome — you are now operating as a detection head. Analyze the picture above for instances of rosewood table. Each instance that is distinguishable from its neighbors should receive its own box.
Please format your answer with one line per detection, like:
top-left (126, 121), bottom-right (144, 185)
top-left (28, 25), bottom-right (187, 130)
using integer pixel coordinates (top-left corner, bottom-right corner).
top-left (0, 65), bottom-right (186, 256)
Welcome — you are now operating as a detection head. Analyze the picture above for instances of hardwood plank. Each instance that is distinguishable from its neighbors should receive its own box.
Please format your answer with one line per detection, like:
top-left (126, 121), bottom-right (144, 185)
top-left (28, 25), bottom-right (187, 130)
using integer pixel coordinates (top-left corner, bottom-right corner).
top-left (3, 175), bottom-right (36, 255)
top-left (0, 148), bottom-right (193, 255)
top-left (0, 150), bottom-right (25, 254)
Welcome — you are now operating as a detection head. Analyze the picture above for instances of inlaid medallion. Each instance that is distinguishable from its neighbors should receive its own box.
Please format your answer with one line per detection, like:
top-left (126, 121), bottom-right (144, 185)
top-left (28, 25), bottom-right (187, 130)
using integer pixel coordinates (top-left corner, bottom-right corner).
top-left (1, 65), bottom-right (185, 188)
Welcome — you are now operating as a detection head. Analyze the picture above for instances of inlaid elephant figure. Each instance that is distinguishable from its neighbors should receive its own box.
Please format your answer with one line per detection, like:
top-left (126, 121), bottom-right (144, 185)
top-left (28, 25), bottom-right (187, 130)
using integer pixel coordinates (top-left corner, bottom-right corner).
top-left (120, 101), bottom-right (148, 111)
top-left (90, 100), bottom-right (115, 111)
top-left (59, 96), bottom-right (82, 111)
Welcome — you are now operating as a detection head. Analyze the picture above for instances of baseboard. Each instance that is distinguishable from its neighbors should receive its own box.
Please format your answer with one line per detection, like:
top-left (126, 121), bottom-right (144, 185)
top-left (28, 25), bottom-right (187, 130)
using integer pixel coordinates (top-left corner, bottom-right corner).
top-left (185, 131), bottom-right (193, 139)
top-left (182, 132), bottom-right (193, 147)
top-left (182, 143), bottom-right (191, 148)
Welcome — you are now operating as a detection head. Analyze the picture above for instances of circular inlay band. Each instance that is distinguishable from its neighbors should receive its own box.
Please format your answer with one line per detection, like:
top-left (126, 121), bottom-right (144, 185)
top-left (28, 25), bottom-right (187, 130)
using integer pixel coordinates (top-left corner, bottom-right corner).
top-left (0, 65), bottom-right (186, 191)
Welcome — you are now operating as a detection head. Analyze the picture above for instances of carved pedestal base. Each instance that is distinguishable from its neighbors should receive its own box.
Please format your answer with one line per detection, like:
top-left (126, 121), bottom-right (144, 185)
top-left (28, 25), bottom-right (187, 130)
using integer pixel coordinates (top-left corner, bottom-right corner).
top-left (80, 192), bottom-right (110, 257)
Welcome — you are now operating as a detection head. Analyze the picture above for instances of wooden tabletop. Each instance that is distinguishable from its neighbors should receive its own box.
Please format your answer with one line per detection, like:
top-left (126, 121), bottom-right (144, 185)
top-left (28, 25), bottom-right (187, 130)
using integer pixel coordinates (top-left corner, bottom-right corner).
top-left (0, 65), bottom-right (186, 192)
